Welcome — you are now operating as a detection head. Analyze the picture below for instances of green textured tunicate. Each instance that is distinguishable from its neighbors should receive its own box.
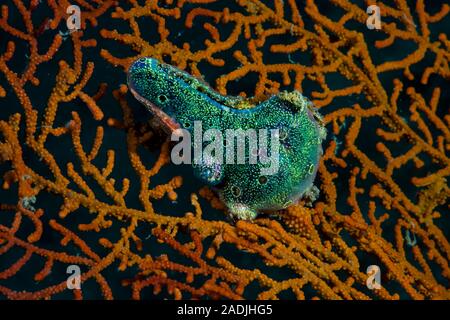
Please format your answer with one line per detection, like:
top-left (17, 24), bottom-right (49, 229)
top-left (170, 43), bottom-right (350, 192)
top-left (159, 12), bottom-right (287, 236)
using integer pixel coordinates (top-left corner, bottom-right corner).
top-left (127, 57), bottom-right (326, 220)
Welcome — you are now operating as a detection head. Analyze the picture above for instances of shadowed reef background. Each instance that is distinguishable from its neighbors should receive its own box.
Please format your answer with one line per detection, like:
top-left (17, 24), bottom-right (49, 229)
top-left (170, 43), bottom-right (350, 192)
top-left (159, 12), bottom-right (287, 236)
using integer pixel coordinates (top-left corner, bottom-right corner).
top-left (0, 0), bottom-right (449, 299)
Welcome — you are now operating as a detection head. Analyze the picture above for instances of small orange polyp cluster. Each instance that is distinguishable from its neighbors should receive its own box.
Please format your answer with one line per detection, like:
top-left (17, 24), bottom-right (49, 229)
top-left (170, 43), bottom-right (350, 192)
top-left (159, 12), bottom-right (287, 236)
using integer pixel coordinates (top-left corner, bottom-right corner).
top-left (0, 0), bottom-right (448, 300)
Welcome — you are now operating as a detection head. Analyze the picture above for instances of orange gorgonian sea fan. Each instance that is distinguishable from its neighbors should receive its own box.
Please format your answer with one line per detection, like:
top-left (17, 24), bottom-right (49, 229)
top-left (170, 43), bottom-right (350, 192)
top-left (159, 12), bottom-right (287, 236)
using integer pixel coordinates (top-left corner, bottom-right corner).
top-left (0, 0), bottom-right (449, 299)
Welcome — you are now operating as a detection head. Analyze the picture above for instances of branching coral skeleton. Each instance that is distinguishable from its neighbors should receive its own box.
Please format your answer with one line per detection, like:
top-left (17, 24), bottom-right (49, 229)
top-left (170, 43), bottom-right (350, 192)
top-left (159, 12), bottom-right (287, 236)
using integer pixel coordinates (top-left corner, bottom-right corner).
top-left (0, 0), bottom-right (448, 299)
